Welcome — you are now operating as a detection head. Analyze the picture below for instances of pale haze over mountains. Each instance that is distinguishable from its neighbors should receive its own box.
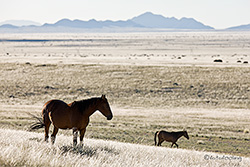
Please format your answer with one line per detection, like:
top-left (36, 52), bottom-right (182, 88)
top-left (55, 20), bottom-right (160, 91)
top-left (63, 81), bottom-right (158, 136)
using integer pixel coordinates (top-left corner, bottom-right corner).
top-left (0, 12), bottom-right (249, 32)
top-left (0, 20), bottom-right (41, 27)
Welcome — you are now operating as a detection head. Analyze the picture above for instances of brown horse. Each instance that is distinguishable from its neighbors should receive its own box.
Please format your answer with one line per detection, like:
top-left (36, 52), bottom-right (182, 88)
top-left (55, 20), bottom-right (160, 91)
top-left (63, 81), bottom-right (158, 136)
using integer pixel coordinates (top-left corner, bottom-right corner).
top-left (154, 130), bottom-right (189, 148)
top-left (30, 95), bottom-right (113, 146)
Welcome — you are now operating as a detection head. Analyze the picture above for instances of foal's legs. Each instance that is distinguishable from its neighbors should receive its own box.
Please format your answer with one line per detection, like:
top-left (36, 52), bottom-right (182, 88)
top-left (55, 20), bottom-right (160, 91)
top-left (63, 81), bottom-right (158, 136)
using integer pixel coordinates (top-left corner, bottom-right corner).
top-left (157, 137), bottom-right (164, 146)
top-left (171, 142), bottom-right (178, 148)
top-left (51, 126), bottom-right (59, 144)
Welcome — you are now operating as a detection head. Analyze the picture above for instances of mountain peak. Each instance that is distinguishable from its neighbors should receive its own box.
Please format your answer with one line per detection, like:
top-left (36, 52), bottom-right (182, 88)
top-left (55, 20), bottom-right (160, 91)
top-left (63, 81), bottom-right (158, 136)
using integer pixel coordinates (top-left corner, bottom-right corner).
top-left (140, 12), bottom-right (157, 16)
top-left (131, 12), bottom-right (176, 28)
top-left (132, 12), bottom-right (170, 21)
top-left (56, 18), bottom-right (72, 24)
top-left (131, 12), bottom-right (212, 29)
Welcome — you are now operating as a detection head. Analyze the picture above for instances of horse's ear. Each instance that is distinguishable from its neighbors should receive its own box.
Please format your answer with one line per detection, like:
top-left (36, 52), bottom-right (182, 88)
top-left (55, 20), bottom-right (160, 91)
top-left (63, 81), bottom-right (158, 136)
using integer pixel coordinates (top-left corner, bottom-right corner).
top-left (101, 95), bottom-right (106, 99)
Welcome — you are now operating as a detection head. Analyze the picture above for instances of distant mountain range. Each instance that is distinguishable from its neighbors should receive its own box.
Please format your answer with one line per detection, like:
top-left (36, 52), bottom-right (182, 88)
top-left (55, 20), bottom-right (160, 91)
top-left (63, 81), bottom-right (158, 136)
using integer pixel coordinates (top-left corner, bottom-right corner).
top-left (0, 12), bottom-right (249, 32)
top-left (227, 24), bottom-right (250, 30)
top-left (41, 12), bottom-right (213, 30)
top-left (43, 18), bottom-right (143, 28)
top-left (0, 20), bottom-right (41, 27)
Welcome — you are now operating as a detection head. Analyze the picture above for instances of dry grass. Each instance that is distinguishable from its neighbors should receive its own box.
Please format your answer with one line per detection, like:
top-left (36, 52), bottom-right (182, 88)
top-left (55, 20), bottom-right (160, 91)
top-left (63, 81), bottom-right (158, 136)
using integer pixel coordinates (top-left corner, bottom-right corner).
top-left (0, 63), bottom-right (249, 109)
top-left (1, 105), bottom-right (250, 157)
top-left (0, 32), bottom-right (250, 165)
top-left (0, 59), bottom-right (250, 157)
top-left (0, 129), bottom-right (248, 167)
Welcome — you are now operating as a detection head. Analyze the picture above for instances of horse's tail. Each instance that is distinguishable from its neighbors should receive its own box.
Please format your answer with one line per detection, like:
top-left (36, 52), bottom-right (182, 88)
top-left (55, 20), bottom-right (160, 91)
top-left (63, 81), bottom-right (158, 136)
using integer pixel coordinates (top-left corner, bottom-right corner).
top-left (154, 131), bottom-right (159, 146)
top-left (29, 114), bottom-right (45, 131)
top-left (29, 102), bottom-right (52, 131)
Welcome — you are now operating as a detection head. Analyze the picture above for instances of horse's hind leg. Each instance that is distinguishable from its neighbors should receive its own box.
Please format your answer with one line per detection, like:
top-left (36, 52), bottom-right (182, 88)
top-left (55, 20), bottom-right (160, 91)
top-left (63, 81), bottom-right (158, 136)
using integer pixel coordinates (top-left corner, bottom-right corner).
top-left (43, 113), bottom-right (51, 142)
top-left (51, 126), bottom-right (59, 144)
top-left (44, 123), bottom-right (51, 142)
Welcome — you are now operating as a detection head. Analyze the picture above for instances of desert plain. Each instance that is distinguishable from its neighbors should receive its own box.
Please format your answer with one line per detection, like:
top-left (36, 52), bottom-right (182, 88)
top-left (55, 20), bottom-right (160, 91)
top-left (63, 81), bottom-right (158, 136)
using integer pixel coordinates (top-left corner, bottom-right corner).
top-left (0, 31), bottom-right (250, 166)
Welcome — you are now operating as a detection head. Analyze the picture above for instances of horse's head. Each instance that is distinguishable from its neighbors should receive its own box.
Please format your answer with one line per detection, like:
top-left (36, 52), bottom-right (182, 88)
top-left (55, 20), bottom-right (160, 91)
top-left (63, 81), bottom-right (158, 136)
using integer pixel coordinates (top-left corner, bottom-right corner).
top-left (98, 95), bottom-right (113, 120)
top-left (183, 131), bottom-right (189, 140)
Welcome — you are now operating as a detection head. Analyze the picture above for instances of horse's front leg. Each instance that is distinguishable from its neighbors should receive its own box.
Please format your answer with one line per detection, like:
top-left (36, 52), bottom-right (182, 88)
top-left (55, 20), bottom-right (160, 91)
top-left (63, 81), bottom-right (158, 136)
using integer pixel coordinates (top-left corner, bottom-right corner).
top-left (79, 128), bottom-right (86, 147)
top-left (72, 127), bottom-right (78, 147)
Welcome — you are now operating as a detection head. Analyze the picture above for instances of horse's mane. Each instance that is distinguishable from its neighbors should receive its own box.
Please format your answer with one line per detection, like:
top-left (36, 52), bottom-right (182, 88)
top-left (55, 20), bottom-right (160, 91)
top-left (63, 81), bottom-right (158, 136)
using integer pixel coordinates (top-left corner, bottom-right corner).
top-left (71, 97), bottom-right (100, 113)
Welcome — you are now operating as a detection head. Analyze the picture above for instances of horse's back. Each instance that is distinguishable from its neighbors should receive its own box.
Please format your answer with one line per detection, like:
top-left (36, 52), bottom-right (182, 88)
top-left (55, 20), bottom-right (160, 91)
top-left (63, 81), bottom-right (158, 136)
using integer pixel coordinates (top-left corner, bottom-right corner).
top-left (159, 130), bottom-right (174, 141)
top-left (43, 99), bottom-right (72, 128)
top-left (43, 99), bottom-right (69, 112)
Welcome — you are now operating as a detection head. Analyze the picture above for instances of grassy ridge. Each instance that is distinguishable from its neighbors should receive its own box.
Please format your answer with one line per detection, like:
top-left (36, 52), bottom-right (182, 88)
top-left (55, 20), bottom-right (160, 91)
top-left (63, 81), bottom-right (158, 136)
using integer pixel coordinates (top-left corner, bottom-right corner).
top-left (0, 129), bottom-right (248, 167)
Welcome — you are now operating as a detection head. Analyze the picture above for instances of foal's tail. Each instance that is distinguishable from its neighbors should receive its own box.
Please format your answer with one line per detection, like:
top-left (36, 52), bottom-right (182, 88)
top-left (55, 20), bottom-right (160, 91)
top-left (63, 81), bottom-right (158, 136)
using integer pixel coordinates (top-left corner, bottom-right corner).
top-left (29, 114), bottom-right (45, 131)
top-left (154, 131), bottom-right (159, 146)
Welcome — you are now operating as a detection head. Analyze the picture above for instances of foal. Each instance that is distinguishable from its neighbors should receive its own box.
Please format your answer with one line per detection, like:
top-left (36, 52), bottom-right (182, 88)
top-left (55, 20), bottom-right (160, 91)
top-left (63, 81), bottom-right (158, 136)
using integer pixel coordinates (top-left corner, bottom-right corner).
top-left (154, 130), bottom-right (189, 148)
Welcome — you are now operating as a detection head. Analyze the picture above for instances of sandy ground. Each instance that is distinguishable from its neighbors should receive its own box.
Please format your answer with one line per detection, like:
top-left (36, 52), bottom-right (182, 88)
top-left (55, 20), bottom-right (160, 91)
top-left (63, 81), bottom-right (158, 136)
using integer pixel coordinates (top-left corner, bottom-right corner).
top-left (0, 31), bottom-right (249, 66)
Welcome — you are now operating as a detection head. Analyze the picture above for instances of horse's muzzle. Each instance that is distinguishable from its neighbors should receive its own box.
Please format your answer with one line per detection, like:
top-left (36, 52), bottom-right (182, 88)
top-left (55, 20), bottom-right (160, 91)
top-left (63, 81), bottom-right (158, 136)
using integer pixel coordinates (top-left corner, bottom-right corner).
top-left (107, 115), bottom-right (113, 120)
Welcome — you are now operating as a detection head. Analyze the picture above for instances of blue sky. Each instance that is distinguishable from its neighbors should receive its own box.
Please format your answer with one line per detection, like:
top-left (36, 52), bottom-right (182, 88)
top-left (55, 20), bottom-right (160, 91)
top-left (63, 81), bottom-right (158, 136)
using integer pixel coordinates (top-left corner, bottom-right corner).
top-left (1, 0), bottom-right (250, 29)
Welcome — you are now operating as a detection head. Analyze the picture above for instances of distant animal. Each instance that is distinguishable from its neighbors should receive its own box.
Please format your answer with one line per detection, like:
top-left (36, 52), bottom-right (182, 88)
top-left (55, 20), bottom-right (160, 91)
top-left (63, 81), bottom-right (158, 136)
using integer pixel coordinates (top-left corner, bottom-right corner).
top-left (213, 59), bottom-right (223, 63)
top-left (154, 130), bottom-right (189, 148)
top-left (30, 95), bottom-right (113, 146)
